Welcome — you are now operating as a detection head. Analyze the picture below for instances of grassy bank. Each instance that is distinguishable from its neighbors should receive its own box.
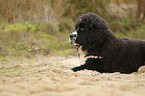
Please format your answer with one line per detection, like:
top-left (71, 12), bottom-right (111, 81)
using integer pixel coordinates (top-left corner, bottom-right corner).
top-left (0, 20), bottom-right (74, 57)
top-left (0, 17), bottom-right (145, 57)
top-left (0, 0), bottom-right (145, 57)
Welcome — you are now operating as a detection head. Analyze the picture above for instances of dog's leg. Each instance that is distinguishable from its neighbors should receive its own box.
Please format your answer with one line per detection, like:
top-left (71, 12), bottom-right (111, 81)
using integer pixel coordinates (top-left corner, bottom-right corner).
top-left (71, 65), bottom-right (86, 72)
top-left (71, 61), bottom-right (94, 72)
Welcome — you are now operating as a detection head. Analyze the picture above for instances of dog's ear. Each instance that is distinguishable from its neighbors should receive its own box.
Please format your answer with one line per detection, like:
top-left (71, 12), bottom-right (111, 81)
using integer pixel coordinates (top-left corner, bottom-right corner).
top-left (88, 18), bottom-right (108, 43)
top-left (88, 22), bottom-right (97, 42)
top-left (88, 29), bottom-right (107, 43)
top-left (90, 24), bottom-right (93, 29)
top-left (88, 28), bottom-right (97, 42)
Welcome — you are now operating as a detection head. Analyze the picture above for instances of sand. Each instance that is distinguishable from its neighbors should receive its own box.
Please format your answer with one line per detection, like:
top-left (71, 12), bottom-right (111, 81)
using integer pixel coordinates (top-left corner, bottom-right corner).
top-left (0, 55), bottom-right (145, 96)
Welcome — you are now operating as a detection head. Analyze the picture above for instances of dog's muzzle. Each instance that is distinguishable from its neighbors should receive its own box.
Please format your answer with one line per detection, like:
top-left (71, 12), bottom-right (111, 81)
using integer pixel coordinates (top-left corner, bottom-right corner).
top-left (69, 31), bottom-right (78, 45)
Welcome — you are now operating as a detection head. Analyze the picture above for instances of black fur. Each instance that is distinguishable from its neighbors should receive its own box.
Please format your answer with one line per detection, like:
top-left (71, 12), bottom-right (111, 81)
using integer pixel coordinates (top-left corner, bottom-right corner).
top-left (71, 13), bottom-right (145, 73)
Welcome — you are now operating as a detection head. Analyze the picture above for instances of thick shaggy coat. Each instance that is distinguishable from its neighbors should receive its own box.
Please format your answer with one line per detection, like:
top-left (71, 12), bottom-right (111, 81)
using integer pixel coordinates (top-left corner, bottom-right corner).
top-left (69, 13), bottom-right (145, 73)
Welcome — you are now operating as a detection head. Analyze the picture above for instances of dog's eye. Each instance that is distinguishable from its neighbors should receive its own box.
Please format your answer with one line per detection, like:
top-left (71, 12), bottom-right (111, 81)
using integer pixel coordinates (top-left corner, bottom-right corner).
top-left (80, 28), bottom-right (84, 31)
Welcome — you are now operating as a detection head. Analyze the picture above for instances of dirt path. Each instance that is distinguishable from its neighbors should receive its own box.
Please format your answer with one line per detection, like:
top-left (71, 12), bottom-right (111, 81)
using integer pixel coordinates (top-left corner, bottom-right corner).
top-left (0, 55), bottom-right (145, 96)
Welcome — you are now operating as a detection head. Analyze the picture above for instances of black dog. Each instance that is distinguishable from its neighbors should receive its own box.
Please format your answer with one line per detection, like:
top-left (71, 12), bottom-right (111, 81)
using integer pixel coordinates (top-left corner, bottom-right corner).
top-left (69, 13), bottom-right (145, 73)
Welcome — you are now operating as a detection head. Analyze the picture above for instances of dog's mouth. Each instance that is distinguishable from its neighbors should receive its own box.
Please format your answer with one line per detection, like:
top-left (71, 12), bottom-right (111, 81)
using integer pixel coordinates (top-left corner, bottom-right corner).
top-left (69, 31), bottom-right (79, 46)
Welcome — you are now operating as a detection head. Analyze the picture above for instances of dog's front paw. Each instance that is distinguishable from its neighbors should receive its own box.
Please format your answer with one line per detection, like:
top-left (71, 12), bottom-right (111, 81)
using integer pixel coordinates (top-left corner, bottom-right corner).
top-left (71, 67), bottom-right (79, 72)
top-left (71, 65), bottom-right (85, 72)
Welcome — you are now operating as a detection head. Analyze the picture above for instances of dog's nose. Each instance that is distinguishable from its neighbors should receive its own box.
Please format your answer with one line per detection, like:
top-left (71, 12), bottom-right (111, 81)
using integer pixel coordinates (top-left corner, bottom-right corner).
top-left (69, 34), bottom-right (77, 40)
top-left (69, 31), bottom-right (77, 39)
top-left (69, 31), bottom-right (77, 44)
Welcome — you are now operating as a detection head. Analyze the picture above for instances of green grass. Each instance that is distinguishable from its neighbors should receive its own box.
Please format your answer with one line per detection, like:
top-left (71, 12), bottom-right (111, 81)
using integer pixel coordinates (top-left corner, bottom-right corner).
top-left (115, 22), bottom-right (145, 39)
top-left (0, 22), bottom-right (73, 56)
top-left (0, 17), bottom-right (145, 57)
top-left (1, 23), bottom-right (39, 32)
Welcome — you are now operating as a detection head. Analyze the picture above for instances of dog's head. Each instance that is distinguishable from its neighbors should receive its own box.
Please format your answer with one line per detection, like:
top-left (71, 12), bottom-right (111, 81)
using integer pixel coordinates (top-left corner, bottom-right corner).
top-left (69, 13), bottom-right (108, 48)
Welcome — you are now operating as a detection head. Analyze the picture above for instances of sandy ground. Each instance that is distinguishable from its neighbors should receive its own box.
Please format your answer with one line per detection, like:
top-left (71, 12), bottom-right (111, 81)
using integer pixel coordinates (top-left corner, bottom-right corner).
top-left (0, 55), bottom-right (145, 96)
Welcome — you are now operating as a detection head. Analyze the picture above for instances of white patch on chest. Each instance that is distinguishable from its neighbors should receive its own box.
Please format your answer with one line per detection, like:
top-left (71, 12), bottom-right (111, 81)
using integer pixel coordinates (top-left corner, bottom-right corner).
top-left (78, 46), bottom-right (87, 65)
top-left (77, 46), bottom-right (103, 65)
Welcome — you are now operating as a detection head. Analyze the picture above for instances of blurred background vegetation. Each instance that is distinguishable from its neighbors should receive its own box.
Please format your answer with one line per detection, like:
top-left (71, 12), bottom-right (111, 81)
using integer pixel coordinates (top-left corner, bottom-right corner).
top-left (0, 0), bottom-right (145, 57)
